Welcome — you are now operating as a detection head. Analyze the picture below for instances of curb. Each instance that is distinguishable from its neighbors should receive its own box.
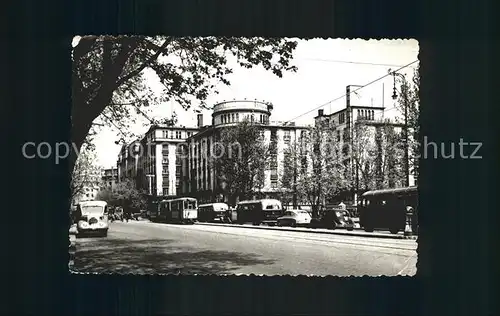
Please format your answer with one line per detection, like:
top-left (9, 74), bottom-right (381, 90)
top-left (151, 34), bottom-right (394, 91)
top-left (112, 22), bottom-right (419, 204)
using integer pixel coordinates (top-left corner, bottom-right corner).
top-left (196, 222), bottom-right (417, 240)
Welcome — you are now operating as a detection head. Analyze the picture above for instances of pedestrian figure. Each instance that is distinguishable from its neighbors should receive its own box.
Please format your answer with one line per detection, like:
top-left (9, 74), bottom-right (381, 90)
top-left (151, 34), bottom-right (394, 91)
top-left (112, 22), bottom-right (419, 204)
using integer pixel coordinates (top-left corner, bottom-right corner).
top-left (123, 207), bottom-right (132, 222)
top-left (225, 208), bottom-right (233, 223)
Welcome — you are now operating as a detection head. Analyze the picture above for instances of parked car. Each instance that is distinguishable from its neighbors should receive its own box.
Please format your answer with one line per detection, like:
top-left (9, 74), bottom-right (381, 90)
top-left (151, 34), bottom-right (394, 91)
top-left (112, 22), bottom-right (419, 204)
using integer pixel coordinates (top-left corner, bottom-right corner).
top-left (277, 209), bottom-right (312, 227)
top-left (309, 209), bottom-right (355, 230)
top-left (132, 210), bottom-right (147, 220)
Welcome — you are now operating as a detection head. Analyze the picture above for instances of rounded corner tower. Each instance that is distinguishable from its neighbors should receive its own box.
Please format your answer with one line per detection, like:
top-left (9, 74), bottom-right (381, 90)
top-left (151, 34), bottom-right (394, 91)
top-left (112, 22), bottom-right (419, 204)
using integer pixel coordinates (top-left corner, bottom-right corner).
top-left (211, 100), bottom-right (273, 126)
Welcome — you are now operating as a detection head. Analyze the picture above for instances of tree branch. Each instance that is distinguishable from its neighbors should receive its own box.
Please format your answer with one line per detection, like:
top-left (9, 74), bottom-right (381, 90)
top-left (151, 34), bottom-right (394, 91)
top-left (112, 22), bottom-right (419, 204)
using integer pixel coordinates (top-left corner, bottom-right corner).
top-left (116, 38), bottom-right (172, 87)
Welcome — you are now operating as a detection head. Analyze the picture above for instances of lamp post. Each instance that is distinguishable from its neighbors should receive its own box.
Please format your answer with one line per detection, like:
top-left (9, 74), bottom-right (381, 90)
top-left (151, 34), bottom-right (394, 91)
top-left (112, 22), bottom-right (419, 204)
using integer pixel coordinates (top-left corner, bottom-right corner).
top-left (293, 132), bottom-right (298, 208)
top-left (391, 71), bottom-right (410, 187)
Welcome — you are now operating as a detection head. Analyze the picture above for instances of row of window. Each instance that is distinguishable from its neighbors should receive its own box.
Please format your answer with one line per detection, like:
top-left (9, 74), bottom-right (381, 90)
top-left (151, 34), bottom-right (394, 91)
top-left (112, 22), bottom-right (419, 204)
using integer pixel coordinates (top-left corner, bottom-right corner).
top-left (220, 113), bottom-right (270, 124)
top-left (357, 109), bottom-right (375, 120)
top-left (221, 113), bottom-right (239, 124)
top-left (161, 130), bottom-right (194, 139)
top-left (171, 131), bottom-right (181, 139)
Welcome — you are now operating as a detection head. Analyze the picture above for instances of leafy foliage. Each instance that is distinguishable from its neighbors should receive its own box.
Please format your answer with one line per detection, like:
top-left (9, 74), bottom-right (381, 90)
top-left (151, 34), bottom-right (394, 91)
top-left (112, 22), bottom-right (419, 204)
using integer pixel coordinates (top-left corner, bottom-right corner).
top-left (213, 119), bottom-right (269, 204)
top-left (95, 179), bottom-right (146, 211)
top-left (282, 120), bottom-right (407, 214)
top-left (352, 123), bottom-right (405, 191)
top-left (394, 66), bottom-right (420, 180)
top-left (71, 36), bottom-right (299, 170)
top-left (281, 125), bottom-right (350, 218)
top-left (70, 148), bottom-right (101, 203)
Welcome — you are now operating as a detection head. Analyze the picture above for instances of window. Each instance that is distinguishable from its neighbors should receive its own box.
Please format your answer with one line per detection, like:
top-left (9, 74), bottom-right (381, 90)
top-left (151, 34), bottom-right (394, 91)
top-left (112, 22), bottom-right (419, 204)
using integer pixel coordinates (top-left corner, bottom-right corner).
top-left (176, 131), bottom-right (181, 139)
top-left (187, 132), bottom-right (192, 137)
top-left (231, 113), bottom-right (235, 122)
top-left (176, 166), bottom-right (181, 176)
top-left (236, 113), bottom-right (239, 122)
top-left (162, 166), bottom-right (169, 174)
top-left (339, 112), bottom-right (345, 124)
top-left (283, 130), bottom-right (291, 144)
top-left (251, 114), bottom-right (254, 122)
top-left (163, 188), bottom-right (168, 196)
top-left (270, 160), bottom-right (278, 169)
top-left (270, 176), bottom-right (278, 187)
top-left (337, 130), bottom-right (341, 141)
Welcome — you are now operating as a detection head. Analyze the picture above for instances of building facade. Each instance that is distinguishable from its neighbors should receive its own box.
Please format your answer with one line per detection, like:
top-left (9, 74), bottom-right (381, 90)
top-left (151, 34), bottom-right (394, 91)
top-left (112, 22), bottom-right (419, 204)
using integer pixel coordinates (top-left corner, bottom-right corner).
top-left (183, 100), bottom-right (309, 205)
top-left (72, 168), bottom-right (102, 204)
top-left (117, 124), bottom-right (200, 197)
top-left (101, 167), bottom-right (118, 191)
top-left (314, 85), bottom-right (416, 204)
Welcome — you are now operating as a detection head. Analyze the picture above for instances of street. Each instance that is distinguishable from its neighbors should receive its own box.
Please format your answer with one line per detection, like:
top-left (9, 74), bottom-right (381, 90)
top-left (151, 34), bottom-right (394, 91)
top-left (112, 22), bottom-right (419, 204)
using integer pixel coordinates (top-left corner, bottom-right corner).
top-left (71, 221), bottom-right (417, 276)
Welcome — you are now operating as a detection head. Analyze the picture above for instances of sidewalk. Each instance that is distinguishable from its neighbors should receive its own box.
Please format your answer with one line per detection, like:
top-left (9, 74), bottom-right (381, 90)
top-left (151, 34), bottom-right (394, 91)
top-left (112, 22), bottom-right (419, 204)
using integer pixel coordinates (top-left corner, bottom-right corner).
top-left (196, 222), bottom-right (418, 240)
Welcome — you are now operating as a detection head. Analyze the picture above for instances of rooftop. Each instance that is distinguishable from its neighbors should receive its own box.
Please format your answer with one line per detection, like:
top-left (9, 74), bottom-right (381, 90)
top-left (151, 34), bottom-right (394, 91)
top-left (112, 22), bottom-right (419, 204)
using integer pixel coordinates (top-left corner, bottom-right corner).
top-left (212, 100), bottom-right (273, 115)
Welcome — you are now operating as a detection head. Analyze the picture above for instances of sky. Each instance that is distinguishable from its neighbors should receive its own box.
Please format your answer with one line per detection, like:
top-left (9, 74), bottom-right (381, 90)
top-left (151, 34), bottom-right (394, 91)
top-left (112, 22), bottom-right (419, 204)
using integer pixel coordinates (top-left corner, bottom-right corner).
top-left (87, 38), bottom-right (419, 168)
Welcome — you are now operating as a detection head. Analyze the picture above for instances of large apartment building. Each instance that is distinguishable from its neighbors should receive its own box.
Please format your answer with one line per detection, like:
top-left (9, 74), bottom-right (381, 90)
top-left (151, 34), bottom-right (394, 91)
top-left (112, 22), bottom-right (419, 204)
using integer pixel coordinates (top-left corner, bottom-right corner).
top-left (183, 100), bottom-right (309, 204)
top-left (117, 125), bottom-right (200, 197)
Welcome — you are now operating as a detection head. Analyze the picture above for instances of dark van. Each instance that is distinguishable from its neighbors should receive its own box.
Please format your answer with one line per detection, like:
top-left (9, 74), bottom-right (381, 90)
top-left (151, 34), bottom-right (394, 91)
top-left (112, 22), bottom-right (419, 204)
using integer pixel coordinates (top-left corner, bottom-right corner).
top-left (235, 199), bottom-right (283, 226)
top-left (197, 203), bottom-right (230, 222)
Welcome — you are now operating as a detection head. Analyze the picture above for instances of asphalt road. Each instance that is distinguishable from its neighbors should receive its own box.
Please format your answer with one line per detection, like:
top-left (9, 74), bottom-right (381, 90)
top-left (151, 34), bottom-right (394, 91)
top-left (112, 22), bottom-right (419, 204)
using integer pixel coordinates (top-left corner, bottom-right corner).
top-left (72, 221), bottom-right (417, 276)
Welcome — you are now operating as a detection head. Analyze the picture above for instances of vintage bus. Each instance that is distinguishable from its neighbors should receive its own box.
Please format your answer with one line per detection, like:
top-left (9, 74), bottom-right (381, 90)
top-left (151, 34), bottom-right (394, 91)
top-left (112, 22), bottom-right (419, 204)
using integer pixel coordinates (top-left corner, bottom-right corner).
top-left (158, 197), bottom-right (198, 224)
top-left (235, 199), bottom-right (284, 226)
top-left (197, 203), bottom-right (230, 222)
top-left (359, 186), bottom-right (418, 234)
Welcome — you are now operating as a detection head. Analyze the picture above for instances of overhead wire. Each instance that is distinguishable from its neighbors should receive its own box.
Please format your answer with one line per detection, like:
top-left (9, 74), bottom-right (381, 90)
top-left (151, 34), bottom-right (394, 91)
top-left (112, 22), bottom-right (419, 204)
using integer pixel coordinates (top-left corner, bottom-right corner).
top-left (301, 58), bottom-right (407, 68)
top-left (282, 60), bottom-right (419, 125)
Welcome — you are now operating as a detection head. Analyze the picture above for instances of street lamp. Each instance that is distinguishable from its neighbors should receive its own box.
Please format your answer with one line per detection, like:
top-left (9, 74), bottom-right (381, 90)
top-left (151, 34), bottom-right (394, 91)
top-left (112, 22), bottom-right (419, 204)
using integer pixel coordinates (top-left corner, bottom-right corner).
top-left (391, 71), bottom-right (410, 187)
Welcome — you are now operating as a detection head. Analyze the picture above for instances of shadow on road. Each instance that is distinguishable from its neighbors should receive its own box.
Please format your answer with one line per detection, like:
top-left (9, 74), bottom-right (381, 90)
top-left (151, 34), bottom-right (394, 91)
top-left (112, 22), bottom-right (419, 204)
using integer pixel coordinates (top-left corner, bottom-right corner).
top-left (72, 238), bottom-right (275, 275)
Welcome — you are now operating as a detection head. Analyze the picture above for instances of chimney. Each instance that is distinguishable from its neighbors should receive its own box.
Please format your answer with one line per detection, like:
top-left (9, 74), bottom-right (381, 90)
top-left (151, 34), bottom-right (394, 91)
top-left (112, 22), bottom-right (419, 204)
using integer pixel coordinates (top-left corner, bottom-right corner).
top-left (318, 109), bottom-right (324, 116)
top-left (197, 114), bottom-right (203, 127)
